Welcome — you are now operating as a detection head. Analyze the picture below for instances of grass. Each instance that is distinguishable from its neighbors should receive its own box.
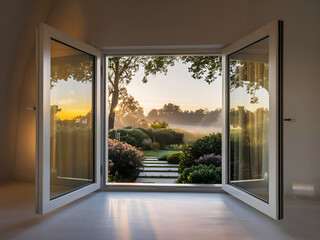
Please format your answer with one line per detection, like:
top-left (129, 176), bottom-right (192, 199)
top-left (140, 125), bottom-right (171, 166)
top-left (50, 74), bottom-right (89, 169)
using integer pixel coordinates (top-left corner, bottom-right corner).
top-left (143, 150), bottom-right (181, 159)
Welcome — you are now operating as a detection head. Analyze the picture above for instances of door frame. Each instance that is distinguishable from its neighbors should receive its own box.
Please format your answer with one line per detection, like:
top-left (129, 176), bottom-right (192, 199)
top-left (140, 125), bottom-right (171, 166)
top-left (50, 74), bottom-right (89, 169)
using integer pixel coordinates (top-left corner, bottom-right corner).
top-left (221, 20), bottom-right (283, 219)
top-left (36, 23), bottom-right (102, 214)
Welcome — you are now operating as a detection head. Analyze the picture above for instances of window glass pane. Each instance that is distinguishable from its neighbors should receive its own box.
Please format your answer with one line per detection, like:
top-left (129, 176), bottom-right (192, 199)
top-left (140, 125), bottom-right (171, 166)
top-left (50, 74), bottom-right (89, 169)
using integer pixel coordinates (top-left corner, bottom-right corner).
top-left (229, 37), bottom-right (269, 202)
top-left (50, 39), bottom-right (94, 199)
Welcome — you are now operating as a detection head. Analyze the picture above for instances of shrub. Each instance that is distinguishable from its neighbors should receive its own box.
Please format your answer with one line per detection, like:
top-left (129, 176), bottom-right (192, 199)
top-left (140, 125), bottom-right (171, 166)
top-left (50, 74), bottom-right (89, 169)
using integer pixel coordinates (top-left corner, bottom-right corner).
top-left (108, 139), bottom-right (144, 182)
top-left (153, 129), bottom-right (184, 149)
top-left (164, 144), bottom-right (183, 151)
top-left (176, 165), bottom-right (221, 184)
top-left (141, 139), bottom-right (153, 150)
top-left (153, 141), bottom-right (160, 150)
top-left (127, 128), bottom-right (150, 147)
top-left (109, 128), bottom-right (150, 147)
top-left (120, 135), bottom-right (137, 147)
top-left (158, 153), bottom-right (169, 160)
top-left (195, 153), bottom-right (222, 167)
top-left (153, 129), bottom-right (173, 149)
top-left (137, 127), bottom-right (155, 140)
top-left (167, 152), bottom-right (183, 164)
top-left (178, 132), bottom-right (222, 173)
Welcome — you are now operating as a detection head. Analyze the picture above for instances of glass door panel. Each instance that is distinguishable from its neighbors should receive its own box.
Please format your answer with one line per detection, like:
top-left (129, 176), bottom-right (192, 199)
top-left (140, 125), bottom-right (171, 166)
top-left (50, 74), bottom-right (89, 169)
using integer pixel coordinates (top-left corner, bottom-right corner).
top-left (222, 21), bottom-right (283, 219)
top-left (50, 39), bottom-right (95, 199)
top-left (36, 23), bottom-right (101, 214)
top-left (229, 37), bottom-right (270, 202)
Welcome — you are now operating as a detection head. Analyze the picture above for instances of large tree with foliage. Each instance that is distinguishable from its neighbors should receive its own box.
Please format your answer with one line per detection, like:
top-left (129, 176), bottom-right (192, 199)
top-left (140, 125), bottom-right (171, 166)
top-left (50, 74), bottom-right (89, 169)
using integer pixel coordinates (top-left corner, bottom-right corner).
top-left (108, 57), bottom-right (175, 129)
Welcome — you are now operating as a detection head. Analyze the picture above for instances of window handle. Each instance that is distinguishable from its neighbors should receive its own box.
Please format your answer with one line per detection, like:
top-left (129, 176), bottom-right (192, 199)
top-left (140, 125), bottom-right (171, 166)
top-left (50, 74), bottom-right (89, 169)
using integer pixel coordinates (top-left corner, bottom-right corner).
top-left (27, 106), bottom-right (37, 111)
top-left (284, 118), bottom-right (295, 122)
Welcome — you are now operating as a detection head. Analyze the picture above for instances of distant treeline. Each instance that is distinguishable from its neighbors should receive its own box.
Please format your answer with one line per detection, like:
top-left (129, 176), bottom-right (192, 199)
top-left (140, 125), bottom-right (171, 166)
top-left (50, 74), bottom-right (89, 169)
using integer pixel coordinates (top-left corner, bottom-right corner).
top-left (146, 103), bottom-right (222, 127)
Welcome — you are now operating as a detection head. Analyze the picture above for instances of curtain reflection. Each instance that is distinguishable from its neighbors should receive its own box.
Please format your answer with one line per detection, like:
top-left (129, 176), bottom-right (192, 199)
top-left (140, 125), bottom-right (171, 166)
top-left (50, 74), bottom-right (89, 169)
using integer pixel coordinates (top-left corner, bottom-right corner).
top-left (229, 37), bottom-right (269, 201)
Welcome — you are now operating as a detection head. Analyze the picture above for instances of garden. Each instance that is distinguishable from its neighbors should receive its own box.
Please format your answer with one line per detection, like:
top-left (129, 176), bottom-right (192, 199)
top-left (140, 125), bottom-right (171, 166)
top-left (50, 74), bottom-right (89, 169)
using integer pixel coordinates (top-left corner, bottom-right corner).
top-left (108, 125), bottom-right (222, 184)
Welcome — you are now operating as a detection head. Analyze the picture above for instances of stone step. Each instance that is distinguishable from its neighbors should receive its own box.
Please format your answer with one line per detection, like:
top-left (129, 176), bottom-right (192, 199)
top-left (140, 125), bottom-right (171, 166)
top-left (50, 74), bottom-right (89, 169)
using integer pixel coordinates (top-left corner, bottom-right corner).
top-left (143, 167), bottom-right (178, 172)
top-left (135, 178), bottom-right (177, 183)
top-left (144, 164), bottom-right (178, 169)
top-left (143, 161), bottom-right (168, 164)
top-left (143, 163), bottom-right (178, 167)
top-left (138, 172), bottom-right (179, 177)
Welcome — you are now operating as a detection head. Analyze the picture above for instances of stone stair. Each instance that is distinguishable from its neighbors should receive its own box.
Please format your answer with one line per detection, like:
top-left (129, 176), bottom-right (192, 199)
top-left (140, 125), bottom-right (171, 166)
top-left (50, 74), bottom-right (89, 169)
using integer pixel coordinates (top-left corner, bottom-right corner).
top-left (136, 156), bottom-right (179, 183)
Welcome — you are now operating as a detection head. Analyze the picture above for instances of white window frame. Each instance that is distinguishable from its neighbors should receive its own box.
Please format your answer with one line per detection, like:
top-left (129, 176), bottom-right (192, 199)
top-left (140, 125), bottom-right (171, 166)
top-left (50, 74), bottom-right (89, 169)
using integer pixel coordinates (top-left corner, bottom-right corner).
top-left (36, 23), bottom-right (102, 214)
top-left (101, 50), bottom-right (225, 193)
top-left (221, 20), bottom-right (283, 219)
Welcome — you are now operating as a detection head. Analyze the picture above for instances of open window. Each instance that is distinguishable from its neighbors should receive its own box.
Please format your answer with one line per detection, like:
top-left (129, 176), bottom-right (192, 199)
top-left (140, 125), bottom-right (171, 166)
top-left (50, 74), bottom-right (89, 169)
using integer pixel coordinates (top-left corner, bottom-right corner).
top-left (36, 21), bottom-right (282, 218)
top-left (36, 24), bottom-right (102, 214)
top-left (222, 20), bottom-right (283, 219)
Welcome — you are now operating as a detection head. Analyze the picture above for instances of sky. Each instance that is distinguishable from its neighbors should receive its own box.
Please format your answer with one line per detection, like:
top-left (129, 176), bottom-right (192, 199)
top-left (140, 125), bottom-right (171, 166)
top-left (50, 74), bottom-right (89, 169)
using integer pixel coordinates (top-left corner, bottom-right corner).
top-left (50, 80), bottom-right (92, 120)
top-left (125, 61), bottom-right (222, 114)
top-left (50, 58), bottom-right (269, 120)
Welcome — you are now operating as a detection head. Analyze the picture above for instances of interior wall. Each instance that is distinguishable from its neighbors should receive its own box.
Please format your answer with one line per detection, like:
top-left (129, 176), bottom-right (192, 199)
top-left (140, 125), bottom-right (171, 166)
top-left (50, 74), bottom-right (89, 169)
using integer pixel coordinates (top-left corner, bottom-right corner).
top-left (14, 0), bottom-right (93, 181)
top-left (0, 0), bottom-right (52, 182)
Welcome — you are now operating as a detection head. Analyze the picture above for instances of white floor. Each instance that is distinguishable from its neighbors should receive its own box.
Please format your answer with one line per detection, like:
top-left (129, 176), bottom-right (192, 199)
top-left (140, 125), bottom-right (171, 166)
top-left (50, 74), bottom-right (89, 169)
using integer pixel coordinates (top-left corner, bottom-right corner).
top-left (0, 182), bottom-right (317, 240)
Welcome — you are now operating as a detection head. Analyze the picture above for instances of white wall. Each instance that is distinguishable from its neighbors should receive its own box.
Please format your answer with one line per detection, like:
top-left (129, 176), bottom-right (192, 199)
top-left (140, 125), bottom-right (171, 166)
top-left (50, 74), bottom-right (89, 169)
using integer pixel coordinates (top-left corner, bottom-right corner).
top-left (3, 0), bottom-right (320, 237)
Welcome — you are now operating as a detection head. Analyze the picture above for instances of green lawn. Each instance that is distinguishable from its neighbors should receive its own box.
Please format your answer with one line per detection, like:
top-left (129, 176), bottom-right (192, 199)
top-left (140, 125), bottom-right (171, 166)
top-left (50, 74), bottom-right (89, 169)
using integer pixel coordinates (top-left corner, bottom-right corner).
top-left (143, 150), bottom-right (181, 159)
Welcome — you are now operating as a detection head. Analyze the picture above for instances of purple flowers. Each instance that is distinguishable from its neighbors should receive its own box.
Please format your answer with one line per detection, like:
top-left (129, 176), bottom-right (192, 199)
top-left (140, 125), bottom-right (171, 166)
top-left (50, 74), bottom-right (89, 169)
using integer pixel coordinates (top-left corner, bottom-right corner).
top-left (195, 153), bottom-right (222, 167)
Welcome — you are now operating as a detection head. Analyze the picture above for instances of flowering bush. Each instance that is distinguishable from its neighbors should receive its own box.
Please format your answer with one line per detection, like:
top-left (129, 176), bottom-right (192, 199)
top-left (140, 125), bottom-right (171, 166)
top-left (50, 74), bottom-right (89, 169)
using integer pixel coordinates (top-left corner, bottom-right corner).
top-left (108, 139), bottom-right (144, 182)
top-left (195, 153), bottom-right (222, 167)
top-left (178, 132), bottom-right (221, 173)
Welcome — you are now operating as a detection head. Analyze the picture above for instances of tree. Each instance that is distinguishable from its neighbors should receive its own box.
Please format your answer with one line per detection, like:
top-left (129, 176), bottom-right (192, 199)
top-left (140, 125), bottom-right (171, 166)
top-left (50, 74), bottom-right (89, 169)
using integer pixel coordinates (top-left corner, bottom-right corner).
top-left (108, 56), bottom-right (175, 129)
top-left (181, 56), bottom-right (269, 104)
top-left (159, 103), bottom-right (181, 115)
top-left (180, 56), bottom-right (222, 84)
top-left (150, 120), bottom-right (169, 129)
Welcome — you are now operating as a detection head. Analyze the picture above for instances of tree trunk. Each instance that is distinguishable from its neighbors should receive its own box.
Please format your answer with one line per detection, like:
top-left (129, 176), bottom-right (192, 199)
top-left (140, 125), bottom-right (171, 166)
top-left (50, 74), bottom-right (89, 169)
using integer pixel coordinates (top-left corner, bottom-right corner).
top-left (108, 60), bottom-right (120, 130)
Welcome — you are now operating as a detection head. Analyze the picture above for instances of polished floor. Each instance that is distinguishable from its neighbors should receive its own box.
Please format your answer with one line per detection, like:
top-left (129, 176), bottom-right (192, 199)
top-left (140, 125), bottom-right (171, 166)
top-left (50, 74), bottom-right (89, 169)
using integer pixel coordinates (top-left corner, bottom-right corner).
top-left (0, 182), bottom-right (318, 240)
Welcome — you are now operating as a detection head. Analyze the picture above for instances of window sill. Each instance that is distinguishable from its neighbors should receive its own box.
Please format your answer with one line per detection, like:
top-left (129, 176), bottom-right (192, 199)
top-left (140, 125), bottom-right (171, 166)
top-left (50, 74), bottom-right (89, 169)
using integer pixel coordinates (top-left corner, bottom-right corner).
top-left (101, 183), bottom-right (223, 193)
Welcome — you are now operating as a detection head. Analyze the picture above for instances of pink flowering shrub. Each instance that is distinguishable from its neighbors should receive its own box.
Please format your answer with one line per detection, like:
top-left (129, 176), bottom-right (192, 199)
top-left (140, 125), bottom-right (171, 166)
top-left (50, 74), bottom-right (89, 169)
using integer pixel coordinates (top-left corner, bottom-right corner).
top-left (195, 153), bottom-right (222, 167)
top-left (108, 139), bottom-right (144, 182)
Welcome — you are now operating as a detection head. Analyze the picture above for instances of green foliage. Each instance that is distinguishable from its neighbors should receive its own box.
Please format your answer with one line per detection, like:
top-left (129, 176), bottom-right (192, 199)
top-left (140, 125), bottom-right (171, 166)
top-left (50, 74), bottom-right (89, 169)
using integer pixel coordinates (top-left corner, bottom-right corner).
top-left (108, 139), bottom-right (144, 182)
top-left (109, 128), bottom-right (149, 147)
top-left (120, 135), bottom-right (137, 147)
top-left (141, 139), bottom-right (153, 150)
top-left (137, 127), bottom-right (155, 140)
top-left (178, 132), bottom-right (222, 173)
top-left (153, 141), bottom-right (160, 150)
top-left (150, 120), bottom-right (169, 129)
top-left (158, 153), bottom-right (169, 160)
top-left (164, 144), bottom-right (183, 151)
top-left (153, 129), bottom-right (184, 149)
top-left (180, 56), bottom-right (222, 84)
top-left (167, 152), bottom-right (183, 164)
top-left (176, 165), bottom-right (222, 184)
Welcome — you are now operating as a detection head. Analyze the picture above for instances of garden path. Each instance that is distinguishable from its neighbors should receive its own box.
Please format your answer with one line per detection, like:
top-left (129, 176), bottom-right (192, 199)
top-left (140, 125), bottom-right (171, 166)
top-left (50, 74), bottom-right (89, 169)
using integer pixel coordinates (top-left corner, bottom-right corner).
top-left (135, 156), bottom-right (179, 183)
